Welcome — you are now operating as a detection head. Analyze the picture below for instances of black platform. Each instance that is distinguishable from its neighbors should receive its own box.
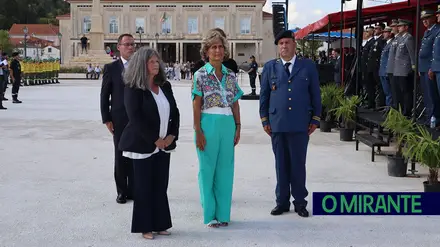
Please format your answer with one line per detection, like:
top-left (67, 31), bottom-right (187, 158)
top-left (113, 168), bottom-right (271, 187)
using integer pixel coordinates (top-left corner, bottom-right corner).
top-left (241, 94), bottom-right (260, 100)
top-left (357, 108), bottom-right (386, 125)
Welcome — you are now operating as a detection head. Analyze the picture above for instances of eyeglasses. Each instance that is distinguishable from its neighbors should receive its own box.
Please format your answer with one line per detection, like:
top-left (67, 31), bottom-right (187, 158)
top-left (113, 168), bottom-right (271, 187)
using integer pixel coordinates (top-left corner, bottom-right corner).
top-left (119, 43), bottom-right (135, 47)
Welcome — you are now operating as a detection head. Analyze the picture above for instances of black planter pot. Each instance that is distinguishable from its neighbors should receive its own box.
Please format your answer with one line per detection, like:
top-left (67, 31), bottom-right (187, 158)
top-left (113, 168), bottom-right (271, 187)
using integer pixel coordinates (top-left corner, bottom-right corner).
top-left (339, 128), bottom-right (354, 141)
top-left (387, 155), bottom-right (407, 177)
top-left (423, 181), bottom-right (440, 192)
top-left (320, 120), bottom-right (332, 132)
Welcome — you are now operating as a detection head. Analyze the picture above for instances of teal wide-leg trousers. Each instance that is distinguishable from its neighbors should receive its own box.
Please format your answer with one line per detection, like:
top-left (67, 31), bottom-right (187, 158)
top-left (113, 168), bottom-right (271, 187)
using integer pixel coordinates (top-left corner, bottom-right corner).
top-left (196, 113), bottom-right (236, 224)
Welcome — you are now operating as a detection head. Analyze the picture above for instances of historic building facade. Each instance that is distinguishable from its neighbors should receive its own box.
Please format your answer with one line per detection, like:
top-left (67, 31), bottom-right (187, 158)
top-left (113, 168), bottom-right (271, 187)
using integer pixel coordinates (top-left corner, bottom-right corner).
top-left (57, 0), bottom-right (275, 66)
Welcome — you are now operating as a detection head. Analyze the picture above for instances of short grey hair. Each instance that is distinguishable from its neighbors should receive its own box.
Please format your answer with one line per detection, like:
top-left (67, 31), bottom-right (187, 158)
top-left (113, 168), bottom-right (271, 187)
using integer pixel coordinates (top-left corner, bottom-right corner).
top-left (200, 28), bottom-right (230, 61)
top-left (123, 47), bottom-right (167, 90)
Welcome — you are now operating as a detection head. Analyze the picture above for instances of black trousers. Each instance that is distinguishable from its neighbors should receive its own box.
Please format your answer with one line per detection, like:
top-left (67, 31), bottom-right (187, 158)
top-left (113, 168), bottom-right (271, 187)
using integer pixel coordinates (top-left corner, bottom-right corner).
top-left (12, 77), bottom-right (21, 99)
top-left (113, 121), bottom-right (134, 197)
top-left (249, 75), bottom-right (256, 90)
top-left (0, 75), bottom-right (4, 106)
top-left (366, 72), bottom-right (385, 108)
top-left (391, 74), bottom-right (414, 117)
top-left (132, 151), bottom-right (172, 233)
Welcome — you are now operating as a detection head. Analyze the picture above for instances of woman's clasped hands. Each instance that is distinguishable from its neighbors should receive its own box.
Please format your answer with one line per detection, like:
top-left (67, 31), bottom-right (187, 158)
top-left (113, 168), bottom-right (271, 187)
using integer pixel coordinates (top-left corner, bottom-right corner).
top-left (155, 135), bottom-right (175, 149)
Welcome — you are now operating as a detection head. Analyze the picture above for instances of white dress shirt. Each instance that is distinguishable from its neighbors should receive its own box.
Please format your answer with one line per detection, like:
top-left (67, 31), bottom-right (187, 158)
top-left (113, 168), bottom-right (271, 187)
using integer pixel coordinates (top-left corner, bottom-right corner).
top-left (122, 87), bottom-right (172, 159)
top-left (120, 57), bottom-right (129, 68)
top-left (280, 56), bottom-right (297, 74)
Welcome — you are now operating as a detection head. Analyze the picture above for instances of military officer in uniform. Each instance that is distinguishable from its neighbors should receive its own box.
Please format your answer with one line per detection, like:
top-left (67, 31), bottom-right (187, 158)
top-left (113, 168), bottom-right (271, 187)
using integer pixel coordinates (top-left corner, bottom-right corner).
top-left (361, 26), bottom-right (375, 105)
top-left (259, 30), bottom-right (322, 218)
top-left (379, 27), bottom-right (395, 108)
top-left (430, 6), bottom-right (440, 127)
top-left (366, 23), bottom-right (386, 109)
top-left (392, 19), bottom-right (416, 117)
top-left (419, 10), bottom-right (440, 124)
top-left (386, 19), bottom-right (400, 110)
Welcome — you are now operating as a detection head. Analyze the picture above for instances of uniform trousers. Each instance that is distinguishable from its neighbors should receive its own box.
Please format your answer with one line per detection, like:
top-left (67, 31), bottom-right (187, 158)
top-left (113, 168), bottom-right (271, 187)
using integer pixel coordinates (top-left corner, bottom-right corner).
top-left (196, 113), bottom-right (236, 224)
top-left (271, 131), bottom-right (309, 209)
top-left (380, 75), bottom-right (392, 107)
top-left (420, 72), bottom-right (440, 122)
top-left (366, 72), bottom-right (385, 108)
top-left (11, 77), bottom-right (21, 100)
top-left (131, 151), bottom-right (172, 233)
top-left (391, 74), bottom-right (414, 116)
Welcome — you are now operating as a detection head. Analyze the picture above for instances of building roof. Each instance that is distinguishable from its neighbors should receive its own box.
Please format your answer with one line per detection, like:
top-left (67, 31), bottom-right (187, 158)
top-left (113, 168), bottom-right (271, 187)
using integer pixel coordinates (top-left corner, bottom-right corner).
top-left (9, 24), bottom-right (59, 36)
top-left (67, 0), bottom-right (266, 3)
top-left (56, 13), bottom-right (71, 20)
top-left (10, 36), bottom-right (55, 48)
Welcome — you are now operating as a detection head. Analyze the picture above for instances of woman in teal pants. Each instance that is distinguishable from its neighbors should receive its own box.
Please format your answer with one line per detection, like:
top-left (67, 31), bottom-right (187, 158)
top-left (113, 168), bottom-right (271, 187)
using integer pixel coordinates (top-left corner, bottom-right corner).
top-left (192, 28), bottom-right (243, 228)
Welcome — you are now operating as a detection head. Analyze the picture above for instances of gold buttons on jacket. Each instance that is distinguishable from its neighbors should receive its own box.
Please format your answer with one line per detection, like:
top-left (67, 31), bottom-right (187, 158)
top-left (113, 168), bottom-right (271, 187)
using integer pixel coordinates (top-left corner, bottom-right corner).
top-left (288, 107), bottom-right (292, 110)
top-left (288, 80), bottom-right (291, 83)
top-left (288, 88), bottom-right (291, 91)
top-left (288, 97), bottom-right (292, 100)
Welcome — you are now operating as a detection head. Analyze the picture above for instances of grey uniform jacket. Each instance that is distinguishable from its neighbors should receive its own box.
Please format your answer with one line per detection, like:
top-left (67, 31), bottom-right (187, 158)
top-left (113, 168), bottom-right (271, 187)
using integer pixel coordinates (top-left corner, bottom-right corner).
top-left (393, 32), bottom-right (415, 77)
top-left (386, 34), bottom-right (400, 75)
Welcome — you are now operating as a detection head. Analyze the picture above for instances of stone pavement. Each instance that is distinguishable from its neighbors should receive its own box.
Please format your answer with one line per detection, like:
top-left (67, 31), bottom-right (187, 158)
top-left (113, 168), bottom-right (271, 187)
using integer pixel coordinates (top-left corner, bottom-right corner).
top-left (0, 80), bottom-right (439, 247)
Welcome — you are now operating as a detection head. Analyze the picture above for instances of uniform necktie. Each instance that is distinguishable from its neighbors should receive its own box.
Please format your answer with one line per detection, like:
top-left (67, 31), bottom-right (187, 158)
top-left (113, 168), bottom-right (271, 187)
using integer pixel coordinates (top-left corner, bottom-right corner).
top-left (284, 62), bottom-right (291, 76)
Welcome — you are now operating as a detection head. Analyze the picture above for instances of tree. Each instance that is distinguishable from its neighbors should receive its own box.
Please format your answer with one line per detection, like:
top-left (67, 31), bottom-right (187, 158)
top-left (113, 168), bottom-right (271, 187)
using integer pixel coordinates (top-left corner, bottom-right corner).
top-left (292, 27), bottom-right (323, 58)
top-left (0, 30), bottom-right (13, 54)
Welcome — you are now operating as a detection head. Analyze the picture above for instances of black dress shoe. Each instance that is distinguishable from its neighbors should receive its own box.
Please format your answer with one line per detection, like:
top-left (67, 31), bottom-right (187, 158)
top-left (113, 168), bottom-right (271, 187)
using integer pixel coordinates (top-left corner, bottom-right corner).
top-left (0, 106), bottom-right (6, 110)
top-left (116, 194), bottom-right (127, 204)
top-left (270, 206), bottom-right (290, 215)
top-left (295, 206), bottom-right (309, 217)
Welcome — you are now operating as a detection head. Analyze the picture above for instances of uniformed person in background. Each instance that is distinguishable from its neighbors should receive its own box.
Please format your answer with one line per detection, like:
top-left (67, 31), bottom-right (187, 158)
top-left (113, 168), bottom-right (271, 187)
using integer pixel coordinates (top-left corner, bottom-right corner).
top-left (379, 27), bottom-right (395, 109)
top-left (366, 23), bottom-right (386, 109)
top-left (429, 6), bottom-right (440, 127)
top-left (386, 19), bottom-right (400, 109)
top-left (419, 9), bottom-right (440, 125)
top-left (9, 52), bottom-right (22, 103)
top-left (259, 30), bottom-right (322, 218)
top-left (361, 26), bottom-right (375, 105)
top-left (392, 19), bottom-right (416, 117)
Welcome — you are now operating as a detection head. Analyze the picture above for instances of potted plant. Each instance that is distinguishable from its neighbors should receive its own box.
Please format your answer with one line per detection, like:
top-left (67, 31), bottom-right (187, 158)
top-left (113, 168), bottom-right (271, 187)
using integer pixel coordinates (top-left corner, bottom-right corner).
top-left (381, 108), bottom-right (415, 177)
top-left (320, 84), bottom-right (344, 132)
top-left (403, 126), bottom-right (440, 192)
top-left (331, 95), bottom-right (361, 141)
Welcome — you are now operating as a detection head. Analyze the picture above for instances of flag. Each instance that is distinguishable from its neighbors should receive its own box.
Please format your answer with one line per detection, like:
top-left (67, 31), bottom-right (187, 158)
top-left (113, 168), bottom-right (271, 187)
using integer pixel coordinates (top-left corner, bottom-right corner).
top-left (160, 12), bottom-right (167, 23)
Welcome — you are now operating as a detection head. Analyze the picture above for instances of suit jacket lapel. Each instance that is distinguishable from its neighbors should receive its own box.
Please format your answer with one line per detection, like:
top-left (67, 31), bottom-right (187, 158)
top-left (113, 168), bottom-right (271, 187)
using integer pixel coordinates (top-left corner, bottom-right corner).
top-left (274, 59), bottom-right (286, 80)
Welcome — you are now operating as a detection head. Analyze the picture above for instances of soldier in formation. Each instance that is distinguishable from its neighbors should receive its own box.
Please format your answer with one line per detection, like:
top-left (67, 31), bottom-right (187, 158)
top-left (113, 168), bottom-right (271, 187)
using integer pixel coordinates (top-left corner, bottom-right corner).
top-left (21, 58), bottom-right (60, 86)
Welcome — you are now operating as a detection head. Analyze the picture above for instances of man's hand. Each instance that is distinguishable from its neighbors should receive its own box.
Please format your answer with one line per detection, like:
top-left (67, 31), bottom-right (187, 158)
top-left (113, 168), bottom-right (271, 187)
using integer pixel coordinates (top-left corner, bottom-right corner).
top-left (308, 124), bottom-right (318, 136)
top-left (263, 125), bottom-right (272, 136)
top-left (429, 69), bottom-right (435, 81)
top-left (234, 126), bottom-right (241, 146)
top-left (105, 121), bottom-right (114, 135)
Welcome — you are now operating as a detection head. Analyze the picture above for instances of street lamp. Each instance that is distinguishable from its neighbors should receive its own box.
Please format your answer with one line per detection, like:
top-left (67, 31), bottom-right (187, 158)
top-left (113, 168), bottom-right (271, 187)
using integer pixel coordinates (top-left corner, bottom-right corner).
top-left (136, 27), bottom-right (144, 48)
top-left (23, 26), bottom-right (28, 58)
top-left (57, 32), bottom-right (62, 64)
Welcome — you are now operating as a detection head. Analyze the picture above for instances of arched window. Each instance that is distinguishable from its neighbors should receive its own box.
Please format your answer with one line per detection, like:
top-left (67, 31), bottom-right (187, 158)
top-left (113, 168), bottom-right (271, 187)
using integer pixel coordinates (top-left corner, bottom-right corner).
top-left (83, 16), bottom-right (91, 33)
top-left (109, 16), bottom-right (119, 34)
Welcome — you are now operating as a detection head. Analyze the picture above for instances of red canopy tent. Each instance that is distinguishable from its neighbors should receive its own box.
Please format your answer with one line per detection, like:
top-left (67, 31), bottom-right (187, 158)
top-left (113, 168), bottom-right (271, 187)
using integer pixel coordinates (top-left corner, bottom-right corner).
top-left (295, 0), bottom-right (440, 40)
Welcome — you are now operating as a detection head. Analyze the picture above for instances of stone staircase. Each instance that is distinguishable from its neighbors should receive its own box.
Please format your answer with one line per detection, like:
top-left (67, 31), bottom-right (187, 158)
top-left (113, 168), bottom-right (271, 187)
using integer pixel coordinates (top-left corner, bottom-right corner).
top-left (64, 52), bottom-right (114, 68)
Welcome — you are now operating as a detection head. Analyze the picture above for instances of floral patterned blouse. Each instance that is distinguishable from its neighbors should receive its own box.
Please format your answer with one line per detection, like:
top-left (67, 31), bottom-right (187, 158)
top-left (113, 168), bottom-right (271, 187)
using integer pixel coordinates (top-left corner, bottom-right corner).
top-left (192, 63), bottom-right (243, 110)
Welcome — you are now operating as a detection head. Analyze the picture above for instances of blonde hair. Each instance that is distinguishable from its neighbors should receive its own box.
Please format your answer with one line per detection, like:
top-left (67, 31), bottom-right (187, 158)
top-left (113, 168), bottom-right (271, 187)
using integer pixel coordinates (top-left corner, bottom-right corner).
top-left (200, 28), bottom-right (230, 61)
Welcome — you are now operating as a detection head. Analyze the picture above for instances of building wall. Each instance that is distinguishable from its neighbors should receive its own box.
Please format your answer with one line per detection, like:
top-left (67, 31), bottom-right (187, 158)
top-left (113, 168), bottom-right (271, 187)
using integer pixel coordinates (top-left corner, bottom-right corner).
top-left (61, 1), bottom-right (275, 66)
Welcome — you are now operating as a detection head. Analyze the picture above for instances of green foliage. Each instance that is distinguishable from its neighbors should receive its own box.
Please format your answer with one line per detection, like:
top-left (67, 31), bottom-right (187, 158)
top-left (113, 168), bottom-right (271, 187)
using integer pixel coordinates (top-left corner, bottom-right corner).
top-left (0, 0), bottom-right (69, 30)
top-left (403, 126), bottom-right (440, 184)
top-left (320, 84), bottom-right (344, 122)
top-left (331, 95), bottom-right (361, 128)
top-left (0, 30), bottom-right (13, 54)
top-left (382, 107), bottom-right (416, 156)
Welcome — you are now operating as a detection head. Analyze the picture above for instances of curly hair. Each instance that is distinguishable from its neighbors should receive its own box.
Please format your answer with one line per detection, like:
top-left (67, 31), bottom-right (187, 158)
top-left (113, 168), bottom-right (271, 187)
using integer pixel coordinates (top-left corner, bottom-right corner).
top-left (200, 28), bottom-right (230, 61)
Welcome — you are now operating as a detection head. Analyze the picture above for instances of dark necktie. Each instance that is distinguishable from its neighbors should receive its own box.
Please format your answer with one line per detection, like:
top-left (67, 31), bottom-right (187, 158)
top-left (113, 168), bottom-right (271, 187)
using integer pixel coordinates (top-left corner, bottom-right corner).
top-left (284, 62), bottom-right (291, 76)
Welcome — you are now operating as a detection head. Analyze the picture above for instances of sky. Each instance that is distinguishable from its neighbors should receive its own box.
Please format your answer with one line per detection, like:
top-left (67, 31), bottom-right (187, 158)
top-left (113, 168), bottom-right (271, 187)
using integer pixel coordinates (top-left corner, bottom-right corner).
top-left (262, 0), bottom-right (407, 29)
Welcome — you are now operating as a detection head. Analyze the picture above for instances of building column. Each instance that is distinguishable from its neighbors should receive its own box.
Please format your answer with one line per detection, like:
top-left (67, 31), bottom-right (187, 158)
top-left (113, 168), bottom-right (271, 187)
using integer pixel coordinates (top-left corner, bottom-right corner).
top-left (228, 41), bottom-right (232, 59)
top-left (175, 42), bottom-right (180, 63)
top-left (232, 42), bottom-right (236, 60)
top-left (255, 41), bottom-right (259, 63)
top-left (149, 42), bottom-right (153, 49)
top-left (180, 42), bottom-right (184, 63)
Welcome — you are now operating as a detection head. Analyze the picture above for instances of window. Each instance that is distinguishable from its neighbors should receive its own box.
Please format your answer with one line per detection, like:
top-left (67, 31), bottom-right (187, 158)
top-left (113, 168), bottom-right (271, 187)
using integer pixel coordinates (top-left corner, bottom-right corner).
top-left (161, 16), bottom-right (172, 34)
top-left (48, 47), bottom-right (52, 53)
top-left (109, 16), bottom-right (119, 34)
top-left (187, 17), bottom-right (198, 34)
top-left (240, 17), bottom-right (251, 34)
top-left (83, 16), bottom-right (91, 34)
top-left (135, 18), bottom-right (145, 33)
top-left (214, 17), bottom-right (225, 30)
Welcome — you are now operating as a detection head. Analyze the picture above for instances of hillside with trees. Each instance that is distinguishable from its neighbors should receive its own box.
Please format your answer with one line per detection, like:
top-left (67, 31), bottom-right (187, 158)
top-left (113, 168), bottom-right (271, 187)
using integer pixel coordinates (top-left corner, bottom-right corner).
top-left (0, 0), bottom-right (70, 30)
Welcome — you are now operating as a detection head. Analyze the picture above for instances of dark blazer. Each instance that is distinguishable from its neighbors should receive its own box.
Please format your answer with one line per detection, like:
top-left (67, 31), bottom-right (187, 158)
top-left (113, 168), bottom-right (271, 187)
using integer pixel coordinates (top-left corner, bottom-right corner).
top-left (367, 36), bottom-right (386, 73)
top-left (100, 59), bottom-right (128, 126)
top-left (419, 24), bottom-right (440, 73)
top-left (361, 38), bottom-right (375, 73)
top-left (334, 56), bottom-right (341, 83)
top-left (259, 58), bottom-right (322, 133)
top-left (118, 81), bottom-right (180, 154)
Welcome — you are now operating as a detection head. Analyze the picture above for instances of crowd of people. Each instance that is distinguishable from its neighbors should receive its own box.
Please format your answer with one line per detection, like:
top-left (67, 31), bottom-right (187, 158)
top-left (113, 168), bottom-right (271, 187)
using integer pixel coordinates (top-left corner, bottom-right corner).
top-left (99, 26), bottom-right (321, 240)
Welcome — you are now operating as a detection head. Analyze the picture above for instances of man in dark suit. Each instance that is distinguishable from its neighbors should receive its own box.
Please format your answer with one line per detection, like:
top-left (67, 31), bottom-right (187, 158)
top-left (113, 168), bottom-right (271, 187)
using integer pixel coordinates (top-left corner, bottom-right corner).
top-left (100, 34), bottom-right (135, 204)
top-left (362, 26), bottom-right (375, 106)
top-left (332, 48), bottom-right (342, 86)
top-left (259, 30), bottom-right (322, 218)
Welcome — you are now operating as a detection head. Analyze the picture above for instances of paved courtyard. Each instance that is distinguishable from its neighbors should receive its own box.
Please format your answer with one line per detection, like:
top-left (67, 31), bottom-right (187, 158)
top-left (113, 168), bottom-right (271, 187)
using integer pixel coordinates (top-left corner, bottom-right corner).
top-left (0, 80), bottom-right (439, 247)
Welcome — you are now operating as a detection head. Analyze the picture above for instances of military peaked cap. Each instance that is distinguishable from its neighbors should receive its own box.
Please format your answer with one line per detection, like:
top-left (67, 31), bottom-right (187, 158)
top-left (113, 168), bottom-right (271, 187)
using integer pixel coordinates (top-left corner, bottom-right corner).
top-left (397, 19), bottom-right (412, 26)
top-left (389, 19), bottom-right (399, 27)
top-left (274, 30), bottom-right (295, 45)
top-left (421, 9), bottom-right (435, 19)
top-left (384, 27), bottom-right (392, 32)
